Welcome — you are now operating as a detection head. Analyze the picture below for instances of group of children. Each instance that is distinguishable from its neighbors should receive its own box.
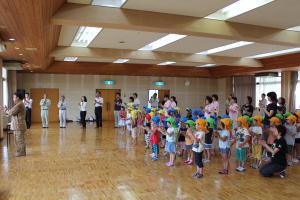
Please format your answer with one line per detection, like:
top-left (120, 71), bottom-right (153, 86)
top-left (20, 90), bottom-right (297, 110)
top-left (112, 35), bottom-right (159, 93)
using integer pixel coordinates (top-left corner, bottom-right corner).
top-left (117, 104), bottom-right (300, 179)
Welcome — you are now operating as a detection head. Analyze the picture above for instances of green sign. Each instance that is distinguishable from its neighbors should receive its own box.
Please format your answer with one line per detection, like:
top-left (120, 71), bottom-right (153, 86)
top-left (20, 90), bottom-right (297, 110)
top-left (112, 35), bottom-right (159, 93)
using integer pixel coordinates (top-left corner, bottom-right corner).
top-left (154, 81), bottom-right (165, 86)
top-left (104, 80), bottom-right (115, 85)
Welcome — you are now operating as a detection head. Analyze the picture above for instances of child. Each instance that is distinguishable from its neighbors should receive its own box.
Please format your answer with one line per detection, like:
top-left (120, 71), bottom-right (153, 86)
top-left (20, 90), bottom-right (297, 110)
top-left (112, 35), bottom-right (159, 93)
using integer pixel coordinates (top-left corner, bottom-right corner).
top-left (177, 117), bottom-right (187, 157)
top-left (249, 116), bottom-right (263, 169)
top-left (126, 107), bottom-right (133, 134)
top-left (131, 110), bottom-right (138, 145)
top-left (234, 116), bottom-right (250, 172)
top-left (294, 112), bottom-right (300, 161)
top-left (284, 115), bottom-right (297, 165)
top-left (184, 120), bottom-right (195, 165)
top-left (163, 118), bottom-right (177, 167)
top-left (204, 117), bottom-right (214, 163)
top-left (214, 118), bottom-right (231, 174)
top-left (150, 116), bottom-right (161, 161)
top-left (191, 119), bottom-right (206, 179)
top-left (137, 110), bottom-right (144, 135)
top-left (119, 106), bottom-right (126, 131)
top-left (143, 114), bottom-right (151, 149)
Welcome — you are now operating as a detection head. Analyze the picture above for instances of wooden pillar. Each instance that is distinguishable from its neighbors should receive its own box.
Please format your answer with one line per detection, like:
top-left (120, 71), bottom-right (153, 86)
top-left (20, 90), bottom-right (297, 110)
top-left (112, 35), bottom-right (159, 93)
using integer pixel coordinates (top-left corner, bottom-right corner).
top-left (281, 71), bottom-right (291, 111)
top-left (0, 59), bottom-right (3, 139)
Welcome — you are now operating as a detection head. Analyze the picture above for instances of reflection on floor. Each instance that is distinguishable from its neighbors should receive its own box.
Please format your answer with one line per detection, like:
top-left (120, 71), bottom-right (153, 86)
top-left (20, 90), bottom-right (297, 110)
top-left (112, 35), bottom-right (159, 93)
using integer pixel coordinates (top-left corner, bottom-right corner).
top-left (0, 122), bottom-right (299, 200)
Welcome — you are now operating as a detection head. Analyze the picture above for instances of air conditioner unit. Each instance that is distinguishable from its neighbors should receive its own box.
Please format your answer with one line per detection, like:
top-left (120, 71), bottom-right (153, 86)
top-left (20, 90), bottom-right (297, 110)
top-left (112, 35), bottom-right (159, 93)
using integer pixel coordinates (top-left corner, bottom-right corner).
top-left (255, 72), bottom-right (280, 77)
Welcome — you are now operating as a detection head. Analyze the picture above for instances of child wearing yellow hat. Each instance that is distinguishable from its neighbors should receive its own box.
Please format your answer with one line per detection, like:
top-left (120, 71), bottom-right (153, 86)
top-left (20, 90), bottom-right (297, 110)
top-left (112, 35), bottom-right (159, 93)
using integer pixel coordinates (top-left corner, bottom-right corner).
top-left (184, 120), bottom-right (195, 165)
top-left (249, 116), bottom-right (263, 169)
top-left (284, 115), bottom-right (297, 165)
top-left (295, 112), bottom-right (300, 161)
top-left (131, 110), bottom-right (138, 145)
top-left (234, 116), bottom-right (251, 172)
top-left (191, 119), bottom-right (206, 179)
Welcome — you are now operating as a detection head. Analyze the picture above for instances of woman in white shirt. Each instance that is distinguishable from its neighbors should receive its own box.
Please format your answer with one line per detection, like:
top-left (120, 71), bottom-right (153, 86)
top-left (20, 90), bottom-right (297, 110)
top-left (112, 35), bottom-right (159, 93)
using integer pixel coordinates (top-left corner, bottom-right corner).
top-left (79, 96), bottom-right (87, 128)
top-left (170, 96), bottom-right (177, 109)
top-left (133, 93), bottom-right (140, 109)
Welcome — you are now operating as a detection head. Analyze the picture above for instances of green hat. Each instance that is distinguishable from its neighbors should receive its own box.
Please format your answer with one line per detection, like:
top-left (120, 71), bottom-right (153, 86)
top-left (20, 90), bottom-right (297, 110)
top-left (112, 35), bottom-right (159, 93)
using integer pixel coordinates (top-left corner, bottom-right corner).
top-left (206, 118), bottom-right (215, 129)
top-left (185, 120), bottom-right (195, 129)
top-left (275, 114), bottom-right (284, 120)
top-left (284, 112), bottom-right (293, 118)
top-left (166, 117), bottom-right (176, 127)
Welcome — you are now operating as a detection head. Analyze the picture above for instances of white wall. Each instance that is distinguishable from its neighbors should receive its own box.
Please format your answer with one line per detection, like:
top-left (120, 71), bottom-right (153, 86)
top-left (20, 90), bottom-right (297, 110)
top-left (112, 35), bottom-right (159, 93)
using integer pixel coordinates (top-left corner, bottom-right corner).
top-left (17, 73), bottom-right (225, 121)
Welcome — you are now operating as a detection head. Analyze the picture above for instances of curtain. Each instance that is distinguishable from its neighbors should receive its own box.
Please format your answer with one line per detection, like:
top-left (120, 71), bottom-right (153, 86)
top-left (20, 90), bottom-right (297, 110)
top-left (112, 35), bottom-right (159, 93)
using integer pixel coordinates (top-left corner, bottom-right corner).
top-left (290, 71), bottom-right (298, 112)
top-left (233, 75), bottom-right (256, 108)
top-left (7, 70), bottom-right (17, 108)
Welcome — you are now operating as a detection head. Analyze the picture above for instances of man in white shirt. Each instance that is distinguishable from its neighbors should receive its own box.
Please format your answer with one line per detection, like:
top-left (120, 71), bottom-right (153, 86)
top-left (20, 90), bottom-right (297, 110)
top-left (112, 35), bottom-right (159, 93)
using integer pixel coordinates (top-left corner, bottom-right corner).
top-left (23, 92), bottom-right (33, 129)
top-left (94, 91), bottom-right (104, 128)
top-left (133, 93), bottom-right (140, 109)
top-left (40, 93), bottom-right (51, 128)
top-left (57, 95), bottom-right (68, 128)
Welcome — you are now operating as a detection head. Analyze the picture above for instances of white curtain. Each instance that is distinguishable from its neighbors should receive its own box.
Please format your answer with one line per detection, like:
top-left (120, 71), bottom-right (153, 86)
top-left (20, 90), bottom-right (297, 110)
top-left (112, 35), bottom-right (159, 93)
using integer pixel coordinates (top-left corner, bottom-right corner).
top-left (233, 76), bottom-right (256, 107)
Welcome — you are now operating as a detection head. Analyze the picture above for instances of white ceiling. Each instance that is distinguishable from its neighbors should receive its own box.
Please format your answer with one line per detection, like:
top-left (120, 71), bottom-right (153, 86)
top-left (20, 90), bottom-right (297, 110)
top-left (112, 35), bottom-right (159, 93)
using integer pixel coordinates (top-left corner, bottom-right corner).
top-left (229, 0), bottom-right (300, 29)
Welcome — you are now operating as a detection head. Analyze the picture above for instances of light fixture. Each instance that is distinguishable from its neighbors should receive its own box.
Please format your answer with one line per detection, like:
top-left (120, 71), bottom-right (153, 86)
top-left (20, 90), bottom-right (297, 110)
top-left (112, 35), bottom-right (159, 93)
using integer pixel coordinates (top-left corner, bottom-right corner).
top-left (287, 26), bottom-right (300, 32)
top-left (15, 47), bottom-right (20, 50)
top-left (205, 0), bottom-right (274, 21)
top-left (19, 53), bottom-right (23, 56)
top-left (9, 38), bottom-right (15, 41)
top-left (248, 48), bottom-right (300, 59)
top-left (139, 34), bottom-right (187, 51)
top-left (71, 26), bottom-right (102, 47)
top-left (64, 57), bottom-right (78, 61)
top-left (196, 41), bottom-right (253, 55)
top-left (91, 0), bottom-right (127, 8)
top-left (157, 61), bottom-right (176, 66)
top-left (196, 64), bottom-right (217, 67)
top-left (113, 59), bottom-right (129, 63)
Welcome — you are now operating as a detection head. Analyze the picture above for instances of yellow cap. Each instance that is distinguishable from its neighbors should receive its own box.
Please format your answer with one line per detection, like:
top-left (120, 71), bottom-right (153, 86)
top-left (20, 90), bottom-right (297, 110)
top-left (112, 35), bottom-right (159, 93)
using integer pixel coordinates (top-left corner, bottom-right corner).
top-left (237, 117), bottom-right (248, 128)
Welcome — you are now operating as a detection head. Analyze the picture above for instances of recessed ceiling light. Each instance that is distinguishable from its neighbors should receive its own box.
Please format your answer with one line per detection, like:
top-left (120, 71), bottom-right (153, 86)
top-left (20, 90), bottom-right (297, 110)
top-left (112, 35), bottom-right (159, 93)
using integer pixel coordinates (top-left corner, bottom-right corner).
top-left (25, 47), bottom-right (38, 51)
top-left (64, 57), bottom-right (78, 61)
top-left (9, 38), bottom-right (15, 41)
top-left (157, 61), bottom-right (176, 66)
top-left (247, 48), bottom-right (300, 59)
top-left (30, 71), bottom-right (33, 73)
top-left (196, 64), bottom-right (217, 67)
top-left (113, 59), bottom-right (129, 64)
top-left (205, 0), bottom-right (274, 21)
top-left (91, 0), bottom-right (127, 8)
top-left (286, 26), bottom-right (300, 32)
top-left (196, 41), bottom-right (253, 55)
top-left (19, 53), bottom-right (23, 56)
top-left (71, 26), bottom-right (103, 47)
top-left (139, 34), bottom-right (187, 51)
top-left (15, 47), bottom-right (20, 50)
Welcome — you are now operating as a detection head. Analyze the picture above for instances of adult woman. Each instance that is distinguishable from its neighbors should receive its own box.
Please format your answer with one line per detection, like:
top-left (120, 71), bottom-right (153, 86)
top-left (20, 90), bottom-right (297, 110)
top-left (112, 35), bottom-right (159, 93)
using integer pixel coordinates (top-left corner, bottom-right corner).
top-left (225, 94), bottom-right (233, 115)
top-left (212, 94), bottom-right (219, 116)
top-left (79, 96), bottom-right (87, 128)
top-left (277, 97), bottom-right (286, 115)
top-left (170, 96), bottom-right (177, 109)
top-left (204, 96), bottom-right (214, 119)
top-left (163, 95), bottom-right (172, 114)
top-left (133, 93), bottom-right (140, 109)
top-left (263, 92), bottom-right (278, 127)
top-left (229, 97), bottom-right (239, 128)
top-left (0, 92), bottom-right (26, 157)
top-left (241, 96), bottom-right (254, 117)
top-left (114, 93), bottom-right (122, 128)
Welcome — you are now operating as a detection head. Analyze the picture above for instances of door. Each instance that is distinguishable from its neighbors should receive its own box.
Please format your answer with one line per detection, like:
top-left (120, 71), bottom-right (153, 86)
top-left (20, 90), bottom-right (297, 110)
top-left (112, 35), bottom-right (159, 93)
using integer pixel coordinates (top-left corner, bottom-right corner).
top-left (158, 90), bottom-right (170, 105)
top-left (96, 89), bottom-right (121, 121)
top-left (30, 88), bottom-right (59, 123)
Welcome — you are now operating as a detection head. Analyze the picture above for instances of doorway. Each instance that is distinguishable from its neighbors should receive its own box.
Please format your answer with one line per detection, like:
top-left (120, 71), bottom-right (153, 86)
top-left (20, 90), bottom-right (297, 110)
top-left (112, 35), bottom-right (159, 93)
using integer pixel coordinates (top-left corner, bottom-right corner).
top-left (30, 88), bottom-right (59, 123)
top-left (148, 89), bottom-right (170, 106)
top-left (96, 89), bottom-right (121, 121)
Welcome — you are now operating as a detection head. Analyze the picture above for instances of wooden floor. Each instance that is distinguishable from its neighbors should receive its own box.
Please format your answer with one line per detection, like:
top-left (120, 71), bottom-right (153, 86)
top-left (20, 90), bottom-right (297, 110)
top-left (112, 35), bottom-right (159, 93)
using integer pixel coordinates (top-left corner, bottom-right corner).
top-left (0, 122), bottom-right (300, 200)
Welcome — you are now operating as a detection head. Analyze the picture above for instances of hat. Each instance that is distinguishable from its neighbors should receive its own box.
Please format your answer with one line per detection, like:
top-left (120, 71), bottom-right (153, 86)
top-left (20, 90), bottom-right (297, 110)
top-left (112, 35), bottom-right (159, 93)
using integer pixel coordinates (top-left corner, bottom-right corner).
top-left (168, 109), bottom-right (177, 115)
top-left (127, 106), bottom-right (134, 111)
top-left (220, 118), bottom-right (231, 130)
top-left (151, 107), bottom-right (157, 112)
top-left (185, 120), bottom-right (195, 129)
top-left (221, 114), bottom-right (230, 119)
top-left (270, 117), bottom-right (281, 126)
top-left (151, 116), bottom-right (160, 126)
top-left (286, 115), bottom-right (297, 123)
top-left (284, 112), bottom-right (293, 118)
top-left (192, 109), bottom-right (203, 116)
top-left (275, 114), bottom-right (284, 120)
top-left (180, 116), bottom-right (188, 123)
top-left (175, 107), bottom-right (180, 112)
top-left (195, 118), bottom-right (207, 131)
top-left (144, 107), bottom-right (151, 114)
top-left (252, 115), bottom-right (263, 127)
top-left (237, 116), bottom-right (248, 128)
top-left (149, 112), bottom-right (155, 118)
top-left (191, 116), bottom-right (199, 121)
top-left (295, 112), bottom-right (300, 118)
top-left (158, 109), bottom-right (165, 115)
top-left (145, 114), bottom-right (151, 121)
top-left (166, 117), bottom-right (176, 127)
top-left (206, 118), bottom-right (215, 129)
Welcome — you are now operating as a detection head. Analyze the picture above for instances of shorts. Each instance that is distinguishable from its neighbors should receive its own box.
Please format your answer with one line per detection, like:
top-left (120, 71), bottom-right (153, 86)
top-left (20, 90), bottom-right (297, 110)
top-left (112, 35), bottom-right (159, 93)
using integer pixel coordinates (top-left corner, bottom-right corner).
top-left (185, 144), bottom-right (193, 150)
top-left (212, 137), bottom-right (219, 149)
top-left (287, 145), bottom-right (294, 154)
top-left (219, 148), bottom-right (230, 156)
top-left (295, 138), bottom-right (300, 144)
top-left (236, 147), bottom-right (247, 162)
top-left (204, 143), bottom-right (213, 149)
top-left (252, 144), bottom-right (262, 160)
top-left (118, 119), bottom-right (125, 127)
top-left (165, 141), bottom-right (176, 153)
top-left (179, 142), bottom-right (185, 150)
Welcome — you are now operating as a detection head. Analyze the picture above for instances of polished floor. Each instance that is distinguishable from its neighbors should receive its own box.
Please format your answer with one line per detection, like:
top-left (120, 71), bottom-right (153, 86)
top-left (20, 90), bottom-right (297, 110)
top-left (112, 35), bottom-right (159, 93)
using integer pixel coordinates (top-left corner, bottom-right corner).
top-left (0, 122), bottom-right (300, 200)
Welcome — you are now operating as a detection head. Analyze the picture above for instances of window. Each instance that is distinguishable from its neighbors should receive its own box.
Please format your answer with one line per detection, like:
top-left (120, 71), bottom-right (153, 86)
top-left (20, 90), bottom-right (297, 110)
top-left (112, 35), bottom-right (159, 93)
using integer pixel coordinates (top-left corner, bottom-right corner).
top-left (295, 71), bottom-right (300, 110)
top-left (2, 68), bottom-right (8, 106)
top-left (255, 75), bottom-right (281, 107)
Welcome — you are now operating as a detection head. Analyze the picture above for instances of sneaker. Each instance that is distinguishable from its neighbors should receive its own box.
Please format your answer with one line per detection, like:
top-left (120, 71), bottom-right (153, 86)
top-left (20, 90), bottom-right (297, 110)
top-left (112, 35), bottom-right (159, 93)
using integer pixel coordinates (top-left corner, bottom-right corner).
top-left (218, 169), bottom-right (228, 175)
top-left (152, 157), bottom-right (158, 161)
top-left (195, 173), bottom-right (204, 179)
top-left (184, 159), bottom-right (190, 163)
top-left (187, 160), bottom-right (193, 165)
top-left (279, 170), bottom-right (286, 178)
top-left (237, 167), bottom-right (246, 172)
top-left (292, 159), bottom-right (299, 163)
top-left (192, 172), bottom-right (199, 178)
top-left (251, 163), bottom-right (258, 169)
top-left (166, 162), bottom-right (174, 167)
top-left (203, 159), bottom-right (210, 164)
top-left (235, 167), bottom-right (241, 171)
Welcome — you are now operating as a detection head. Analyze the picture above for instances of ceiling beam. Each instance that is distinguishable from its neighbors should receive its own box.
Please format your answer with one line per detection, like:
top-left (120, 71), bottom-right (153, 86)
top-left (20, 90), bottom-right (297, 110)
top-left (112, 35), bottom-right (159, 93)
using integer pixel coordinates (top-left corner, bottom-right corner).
top-left (52, 3), bottom-right (300, 47)
top-left (51, 46), bottom-right (263, 67)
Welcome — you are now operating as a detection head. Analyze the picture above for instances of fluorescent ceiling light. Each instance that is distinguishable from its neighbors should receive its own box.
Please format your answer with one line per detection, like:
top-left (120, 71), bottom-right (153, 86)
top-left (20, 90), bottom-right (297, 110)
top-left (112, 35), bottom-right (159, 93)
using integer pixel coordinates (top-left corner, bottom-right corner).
top-left (287, 26), bottom-right (300, 32)
top-left (92, 0), bottom-right (127, 8)
top-left (205, 0), bottom-right (274, 20)
top-left (139, 34), bottom-right (187, 51)
top-left (197, 64), bottom-right (216, 68)
top-left (113, 59), bottom-right (129, 63)
top-left (157, 61), bottom-right (176, 66)
top-left (196, 41), bottom-right (253, 55)
top-left (71, 26), bottom-right (102, 47)
top-left (64, 57), bottom-right (78, 61)
top-left (248, 48), bottom-right (300, 59)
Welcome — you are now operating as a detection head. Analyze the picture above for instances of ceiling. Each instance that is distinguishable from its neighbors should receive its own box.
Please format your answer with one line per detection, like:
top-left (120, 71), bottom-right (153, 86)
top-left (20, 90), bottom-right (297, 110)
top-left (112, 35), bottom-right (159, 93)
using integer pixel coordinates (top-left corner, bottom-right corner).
top-left (1, 0), bottom-right (300, 77)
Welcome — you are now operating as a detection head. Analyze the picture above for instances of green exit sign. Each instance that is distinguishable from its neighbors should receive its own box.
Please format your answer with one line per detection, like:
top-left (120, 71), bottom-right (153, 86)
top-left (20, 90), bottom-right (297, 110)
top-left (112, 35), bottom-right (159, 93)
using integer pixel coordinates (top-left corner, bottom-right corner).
top-left (104, 80), bottom-right (115, 85)
top-left (154, 81), bottom-right (165, 86)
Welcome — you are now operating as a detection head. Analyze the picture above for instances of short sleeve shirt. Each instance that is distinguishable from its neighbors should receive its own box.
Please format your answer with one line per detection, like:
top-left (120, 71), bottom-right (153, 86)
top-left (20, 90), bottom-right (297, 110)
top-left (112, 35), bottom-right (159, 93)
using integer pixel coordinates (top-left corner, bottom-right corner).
top-left (219, 130), bottom-right (230, 149)
top-left (263, 103), bottom-right (277, 125)
top-left (235, 127), bottom-right (250, 148)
